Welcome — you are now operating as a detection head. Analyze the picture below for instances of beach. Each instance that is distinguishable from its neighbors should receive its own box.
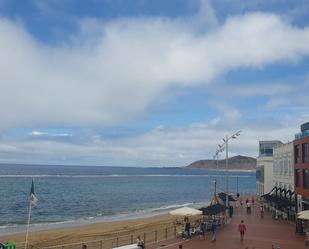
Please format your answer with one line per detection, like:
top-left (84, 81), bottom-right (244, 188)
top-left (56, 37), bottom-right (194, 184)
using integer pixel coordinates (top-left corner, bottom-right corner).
top-left (0, 213), bottom-right (180, 249)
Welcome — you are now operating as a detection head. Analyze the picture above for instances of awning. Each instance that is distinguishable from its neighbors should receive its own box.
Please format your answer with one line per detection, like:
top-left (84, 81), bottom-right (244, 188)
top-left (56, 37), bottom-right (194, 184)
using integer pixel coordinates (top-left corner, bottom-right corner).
top-left (218, 192), bottom-right (237, 202)
top-left (261, 194), bottom-right (296, 208)
top-left (199, 204), bottom-right (226, 215)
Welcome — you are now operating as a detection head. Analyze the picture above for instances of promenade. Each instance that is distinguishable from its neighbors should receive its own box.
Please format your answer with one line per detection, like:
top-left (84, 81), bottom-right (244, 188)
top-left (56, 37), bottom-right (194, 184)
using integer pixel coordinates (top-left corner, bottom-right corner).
top-left (148, 203), bottom-right (306, 249)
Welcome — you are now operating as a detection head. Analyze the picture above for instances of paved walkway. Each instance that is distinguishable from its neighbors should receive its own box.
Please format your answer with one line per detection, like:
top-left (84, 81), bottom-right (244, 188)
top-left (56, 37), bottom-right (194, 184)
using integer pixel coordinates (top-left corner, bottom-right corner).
top-left (148, 203), bottom-right (306, 249)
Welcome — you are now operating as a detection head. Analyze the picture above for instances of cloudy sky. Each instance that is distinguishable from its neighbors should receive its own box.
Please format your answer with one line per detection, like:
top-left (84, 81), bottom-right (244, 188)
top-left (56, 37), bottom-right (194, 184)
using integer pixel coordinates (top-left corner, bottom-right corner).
top-left (0, 0), bottom-right (308, 167)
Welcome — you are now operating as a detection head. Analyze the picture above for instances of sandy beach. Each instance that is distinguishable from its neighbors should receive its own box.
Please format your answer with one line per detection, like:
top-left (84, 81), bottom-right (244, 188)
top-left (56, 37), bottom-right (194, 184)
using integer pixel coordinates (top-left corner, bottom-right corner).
top-left (0, 214), bottom-right (186, 249)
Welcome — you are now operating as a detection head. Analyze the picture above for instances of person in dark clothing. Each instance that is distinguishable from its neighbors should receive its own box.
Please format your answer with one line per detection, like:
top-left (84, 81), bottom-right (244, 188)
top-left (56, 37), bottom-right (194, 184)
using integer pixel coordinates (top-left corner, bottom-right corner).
top-left (229, 205), bottom-right (234, 218)
top-left (199, 221), bottom-right (206, 240)
top-left (211, 220), bottom-right (217, 242)
top-left (184, 221), bottom-right (190, 239)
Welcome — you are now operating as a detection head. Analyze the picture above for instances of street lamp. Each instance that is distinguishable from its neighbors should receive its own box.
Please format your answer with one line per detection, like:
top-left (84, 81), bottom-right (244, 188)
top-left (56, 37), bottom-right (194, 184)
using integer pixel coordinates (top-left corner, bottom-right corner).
top-left (217, 130), bottom-right (242, 212)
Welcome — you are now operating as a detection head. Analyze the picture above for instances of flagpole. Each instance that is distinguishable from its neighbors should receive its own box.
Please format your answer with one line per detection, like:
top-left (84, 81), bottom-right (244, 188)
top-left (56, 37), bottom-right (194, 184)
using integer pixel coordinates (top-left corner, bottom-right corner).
top-left (24, 197), bottom-right (32, 249)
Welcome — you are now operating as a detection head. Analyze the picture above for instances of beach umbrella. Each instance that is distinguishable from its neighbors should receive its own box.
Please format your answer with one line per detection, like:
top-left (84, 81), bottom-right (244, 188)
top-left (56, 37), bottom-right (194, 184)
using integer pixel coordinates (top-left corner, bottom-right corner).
top-left (297, 210), bottom-right (309, 217)
top-left (297, 210), bottom-right (309, 220)
top-left (169, 207), bottom-right (202, 216)
top-left (298, 212), bottom-right (309, 220)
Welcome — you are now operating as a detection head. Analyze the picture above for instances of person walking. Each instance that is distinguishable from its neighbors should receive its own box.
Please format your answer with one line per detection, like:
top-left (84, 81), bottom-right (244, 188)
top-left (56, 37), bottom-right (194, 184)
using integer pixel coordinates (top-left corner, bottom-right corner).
top-left (229, 205), bottom-right (234, 218)
top-left (199, 221), bottom-right (206, 240)
top-left (238, 220), bottom-right (247, 241)
top-left (260, 204), bottom-right (264, 218)
top-left (211, 219), bottom-right (217, 242)
top-left (246, 201), bottom-right (251, 214)
top-left (184, 221), bottom-right (190, 239)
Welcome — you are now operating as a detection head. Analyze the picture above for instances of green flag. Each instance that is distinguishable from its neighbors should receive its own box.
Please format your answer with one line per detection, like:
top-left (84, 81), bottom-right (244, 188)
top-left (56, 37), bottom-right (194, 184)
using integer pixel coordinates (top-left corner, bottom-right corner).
top-left (30, 179), bottom-right (38, 205)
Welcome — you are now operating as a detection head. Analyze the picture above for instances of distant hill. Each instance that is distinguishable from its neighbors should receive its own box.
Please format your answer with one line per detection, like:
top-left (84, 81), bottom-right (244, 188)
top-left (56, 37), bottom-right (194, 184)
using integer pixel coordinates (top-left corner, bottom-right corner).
top-left (186, 155), bottom-right (256, 171)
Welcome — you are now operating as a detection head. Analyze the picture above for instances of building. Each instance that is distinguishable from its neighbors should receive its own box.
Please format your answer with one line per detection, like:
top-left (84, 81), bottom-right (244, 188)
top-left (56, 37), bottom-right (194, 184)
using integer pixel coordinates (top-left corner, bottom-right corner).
top-left (256, 140), bottom-right (283, 196)
top-left (273, 142), bottom-right (294, 191)
top-left (294, 121), bottom-right (309, 210)
top-left (272, 141), bottom-right (297, 218)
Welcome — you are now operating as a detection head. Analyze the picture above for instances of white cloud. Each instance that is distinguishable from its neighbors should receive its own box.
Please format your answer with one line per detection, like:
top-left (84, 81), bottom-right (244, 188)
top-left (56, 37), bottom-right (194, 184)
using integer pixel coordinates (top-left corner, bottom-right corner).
top-left (51, 133), bottom-right (70, 137)
top-left (0, 12), bottom-right (309, 130)
top-left (29, 130), bottom-right (48, 136)
top-left (0, 5), bottom-right (309, 166)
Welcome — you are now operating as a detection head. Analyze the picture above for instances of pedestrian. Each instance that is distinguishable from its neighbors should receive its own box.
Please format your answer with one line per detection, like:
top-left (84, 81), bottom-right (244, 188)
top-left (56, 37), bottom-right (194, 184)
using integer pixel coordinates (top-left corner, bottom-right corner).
top-left (184, 221), bottom-right (190, 239)
top-left (229, 205), bottom-right (234, 218)
top-left (260, 204), bottom-right (264, 218)
top-left (199, 221), bottom-right (206, 240)
top-left (82, 244), bottom-right (87, 249)
top-left (275, 209), bottom-right (279, 220)
top-left (238, 220), bottom-right (247, 241)
top-left (136, 235), bottom-right (145, 249)
top-left (246, 201), bottom-right (251, 214)
top-left (211, 219), bottom-right (217, 242)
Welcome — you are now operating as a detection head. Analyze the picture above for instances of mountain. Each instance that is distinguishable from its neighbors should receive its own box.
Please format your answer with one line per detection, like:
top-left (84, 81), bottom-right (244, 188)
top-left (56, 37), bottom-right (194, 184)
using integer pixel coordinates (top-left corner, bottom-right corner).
top-left (186, 155), bottom-right (256, 171)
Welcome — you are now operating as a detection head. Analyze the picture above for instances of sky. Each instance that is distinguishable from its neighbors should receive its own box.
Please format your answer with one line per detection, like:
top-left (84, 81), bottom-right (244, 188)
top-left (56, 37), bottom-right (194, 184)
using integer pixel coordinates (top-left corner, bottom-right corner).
top-left (0, 0), bottom-right (308, 167)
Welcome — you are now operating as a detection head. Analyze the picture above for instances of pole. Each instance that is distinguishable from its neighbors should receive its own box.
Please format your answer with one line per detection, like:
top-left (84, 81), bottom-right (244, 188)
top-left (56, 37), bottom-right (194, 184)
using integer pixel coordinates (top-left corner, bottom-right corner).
top-left (25, 200), bottom-right (32, 249)
top-left (214, 179), bottom-right (217, 196)
top-left (237, 176), bottom-right (239, 195)
top-left (216, 153), bottom-right (219, 170)
top-left (226, 135), bottom-right (229, 210)
top-left (216, 153), bottom-right (218, 197)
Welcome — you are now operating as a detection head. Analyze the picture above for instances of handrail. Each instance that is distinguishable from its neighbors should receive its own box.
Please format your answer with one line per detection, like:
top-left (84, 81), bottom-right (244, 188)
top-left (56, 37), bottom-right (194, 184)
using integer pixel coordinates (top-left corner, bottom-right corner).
top-left (40, 225), bottom-right (177, 249)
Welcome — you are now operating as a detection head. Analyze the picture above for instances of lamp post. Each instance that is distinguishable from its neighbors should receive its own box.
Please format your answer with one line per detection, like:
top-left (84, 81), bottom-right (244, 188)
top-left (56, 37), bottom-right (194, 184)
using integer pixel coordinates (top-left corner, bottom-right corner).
top-left (212, 149), bottom-right (222, 197)
top-left (217, 131), bottom-right (242, 212)
top-left (213, 147), bottom-right (224, 196)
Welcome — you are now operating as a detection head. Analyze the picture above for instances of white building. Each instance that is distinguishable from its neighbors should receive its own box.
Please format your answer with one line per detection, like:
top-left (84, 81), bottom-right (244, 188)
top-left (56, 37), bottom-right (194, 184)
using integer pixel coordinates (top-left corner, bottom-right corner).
top-left (273, 142), bottom-right (294, 191)
top-left (256, 140), bottom-right (283, 197)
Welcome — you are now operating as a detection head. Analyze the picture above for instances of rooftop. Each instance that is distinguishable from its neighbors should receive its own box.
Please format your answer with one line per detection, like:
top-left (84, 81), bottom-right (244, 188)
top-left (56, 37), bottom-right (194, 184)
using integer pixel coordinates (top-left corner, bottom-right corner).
top-left (295, 130), bottom-right (309, 140)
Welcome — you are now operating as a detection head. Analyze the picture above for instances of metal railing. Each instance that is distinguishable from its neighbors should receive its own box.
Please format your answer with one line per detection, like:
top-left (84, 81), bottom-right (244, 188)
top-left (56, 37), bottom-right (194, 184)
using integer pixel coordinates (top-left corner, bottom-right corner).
top-left (29, 226), bottom-right (178, 249)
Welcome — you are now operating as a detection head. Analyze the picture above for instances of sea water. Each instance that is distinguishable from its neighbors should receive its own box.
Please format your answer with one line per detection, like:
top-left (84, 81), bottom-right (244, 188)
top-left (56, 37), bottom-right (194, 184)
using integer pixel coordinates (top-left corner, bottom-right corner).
top-left (0, 164), bottom-right (255, 235)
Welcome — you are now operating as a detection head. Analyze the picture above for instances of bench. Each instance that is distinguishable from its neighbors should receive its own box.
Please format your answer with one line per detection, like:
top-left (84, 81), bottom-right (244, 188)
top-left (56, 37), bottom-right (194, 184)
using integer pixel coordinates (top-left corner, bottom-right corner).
top-left (112, 244), bottom-right (139, 249)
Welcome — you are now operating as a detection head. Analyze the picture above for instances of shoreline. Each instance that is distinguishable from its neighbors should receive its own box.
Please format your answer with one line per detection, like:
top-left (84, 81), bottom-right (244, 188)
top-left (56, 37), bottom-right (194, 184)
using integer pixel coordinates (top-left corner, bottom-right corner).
top-left (0, 201), bottom-right (208, 237)
top-left (184, 168), bottom-right (256, 172)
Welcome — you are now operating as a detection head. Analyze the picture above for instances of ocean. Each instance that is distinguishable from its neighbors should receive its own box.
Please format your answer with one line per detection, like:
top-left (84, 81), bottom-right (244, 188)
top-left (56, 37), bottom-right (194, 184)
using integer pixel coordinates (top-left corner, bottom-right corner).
top-left (0, 164), bottom-right (256, 235)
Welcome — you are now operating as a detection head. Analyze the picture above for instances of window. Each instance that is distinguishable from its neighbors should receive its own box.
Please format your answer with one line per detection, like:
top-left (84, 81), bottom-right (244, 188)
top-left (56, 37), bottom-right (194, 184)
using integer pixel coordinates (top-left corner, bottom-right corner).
top-left (303, 143), bottom-right (308, 163)
top-left (256, 166), bottom-right (264, 182)
top-left (303, 169), bottom-right (309, 189)
top-left (295, 145), bottom-right (300, 164)
top-left (280, 160), bottom-right (283, 175)
top-left (295, 169), bottom-right (301, 187)
top-left (273, 161), bottom-right (278, 175)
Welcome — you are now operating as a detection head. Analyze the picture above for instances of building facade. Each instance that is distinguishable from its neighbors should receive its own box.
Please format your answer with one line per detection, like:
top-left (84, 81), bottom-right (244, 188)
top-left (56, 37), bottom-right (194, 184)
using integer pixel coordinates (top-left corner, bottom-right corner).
top-left (256, 140), bottom-right (283, 196)
top-left (273, 142), bottom-right (294, 191)
top-left (294, 122), bottom-right (309, 210)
